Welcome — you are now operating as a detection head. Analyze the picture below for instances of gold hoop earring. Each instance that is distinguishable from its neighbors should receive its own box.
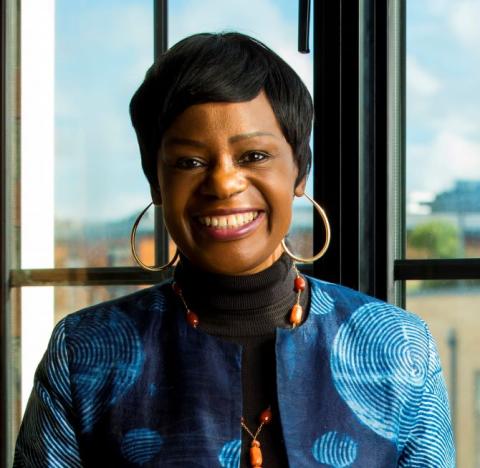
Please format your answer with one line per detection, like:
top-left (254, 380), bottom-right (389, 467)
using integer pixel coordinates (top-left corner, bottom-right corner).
top-left (281, 193), bottom-right (331, 263)
top-left (130, 202), bottom-right (179, 271)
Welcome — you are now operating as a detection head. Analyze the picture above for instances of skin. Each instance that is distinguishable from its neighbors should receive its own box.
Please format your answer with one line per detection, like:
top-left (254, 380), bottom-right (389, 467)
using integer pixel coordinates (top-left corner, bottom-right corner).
top-left (150, 91), bottom-right (306, 275)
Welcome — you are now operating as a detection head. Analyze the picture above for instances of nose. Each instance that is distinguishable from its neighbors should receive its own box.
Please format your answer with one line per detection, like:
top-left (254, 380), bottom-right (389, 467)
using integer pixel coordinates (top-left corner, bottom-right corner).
top-left (200, 159), bottom-right (247, 199)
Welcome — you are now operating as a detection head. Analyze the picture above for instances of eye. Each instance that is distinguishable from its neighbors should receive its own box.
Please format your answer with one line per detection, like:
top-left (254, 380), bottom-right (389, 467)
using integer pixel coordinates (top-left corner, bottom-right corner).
top-left (174, 157), bottom-right (205, 170)
top-left (238, 151), bottom-right (269, 164)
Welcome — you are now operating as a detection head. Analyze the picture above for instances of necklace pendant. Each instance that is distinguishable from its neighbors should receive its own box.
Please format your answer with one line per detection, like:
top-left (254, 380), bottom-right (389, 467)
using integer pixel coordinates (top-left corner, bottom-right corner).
top-left (289, 303), bottom-right (303, 327)
top-left (249, 440), bottom-right (262, 467)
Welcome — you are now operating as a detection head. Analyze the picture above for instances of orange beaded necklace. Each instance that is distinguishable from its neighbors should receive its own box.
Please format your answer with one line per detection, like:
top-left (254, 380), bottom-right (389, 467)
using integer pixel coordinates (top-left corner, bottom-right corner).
top-left (241, 407), bottom-right (273, 468)
top-left (172, 265), bottom-right (306, 468)
top-left (172, 265), bottom-right (306, 330)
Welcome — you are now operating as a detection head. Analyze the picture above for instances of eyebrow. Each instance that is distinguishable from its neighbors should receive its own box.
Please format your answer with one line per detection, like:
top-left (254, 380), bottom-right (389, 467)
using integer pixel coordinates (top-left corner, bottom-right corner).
top-left (164, 131), bottom-right (278, 148)
top-left (229, 131), bottom-right (277, 143)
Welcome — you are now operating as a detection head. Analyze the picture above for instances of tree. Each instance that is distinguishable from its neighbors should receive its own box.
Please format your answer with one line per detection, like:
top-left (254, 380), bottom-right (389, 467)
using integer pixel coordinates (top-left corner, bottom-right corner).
top-left (408, 220), bottom-right (460, 259)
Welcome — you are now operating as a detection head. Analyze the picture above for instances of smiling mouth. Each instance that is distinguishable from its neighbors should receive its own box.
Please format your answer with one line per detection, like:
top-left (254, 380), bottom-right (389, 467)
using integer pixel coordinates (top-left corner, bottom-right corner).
top-left (197, 211), bottom-right (260, 229)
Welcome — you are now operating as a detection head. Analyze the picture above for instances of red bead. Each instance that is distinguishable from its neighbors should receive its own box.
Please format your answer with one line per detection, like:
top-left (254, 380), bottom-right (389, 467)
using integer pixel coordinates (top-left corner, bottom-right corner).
top-left (294, 276), bottom-right (306, 292)
top-left (290, 304), bottom-right (303, 326)
top-left (172, 282), bottom-right (182, 296)
top-left (186, 310), bottom-right (199, 328)
top-left (259, 408), bottom-right (272, 425)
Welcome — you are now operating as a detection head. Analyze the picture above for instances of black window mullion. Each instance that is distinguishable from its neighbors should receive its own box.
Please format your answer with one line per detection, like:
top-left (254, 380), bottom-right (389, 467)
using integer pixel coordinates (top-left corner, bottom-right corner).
top-left (313, 0), bottom-right (360, 291)
top-left (395, 258), bottom-right (480, 281)
top-left (153, 0), bottom-right (170, 267)
top-left (154, 0), bottom-right (168, 59)
top-left (359, 0), bottom-right (388, 300)
top-left (313, 0), bottom-right (341, 285)
top-left (340, 1), bottom-right (361, 291)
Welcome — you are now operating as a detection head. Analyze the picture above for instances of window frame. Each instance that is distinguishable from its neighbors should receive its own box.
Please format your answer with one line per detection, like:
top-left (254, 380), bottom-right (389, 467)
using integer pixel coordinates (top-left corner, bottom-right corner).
top-left (3, 0), bottom-right (480, 465)
top-left (1, 0), bottom-right (9, 461)
top-left (312, 0), bottom-right (391, 300)
top-left (389, 0), bottom-right (480, 287)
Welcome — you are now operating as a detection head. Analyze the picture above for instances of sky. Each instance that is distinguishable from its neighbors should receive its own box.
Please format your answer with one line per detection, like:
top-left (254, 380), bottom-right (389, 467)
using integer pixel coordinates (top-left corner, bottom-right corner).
top-left (53, 0), bottom-right (480, 223)
top-left (406, 0), bottom-right (480, 200)
top-left (54, 0), bottom-right (312, 223)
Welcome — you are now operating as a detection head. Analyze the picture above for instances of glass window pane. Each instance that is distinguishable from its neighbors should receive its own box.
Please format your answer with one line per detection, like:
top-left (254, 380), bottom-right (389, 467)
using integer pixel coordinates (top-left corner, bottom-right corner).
top-left (169, 0), bottom-right (314, 258)
top-left (407, 280), bottom-right (480, 466)
top-left (406, 2), bottom-right (480, 259)
top-left (21, 0), bottom-right (154, 269)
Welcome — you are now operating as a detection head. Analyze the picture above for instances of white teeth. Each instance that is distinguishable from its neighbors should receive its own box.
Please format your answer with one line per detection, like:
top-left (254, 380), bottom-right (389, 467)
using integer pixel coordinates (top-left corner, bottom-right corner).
top-left (198, 211), bottom-right (259, 229)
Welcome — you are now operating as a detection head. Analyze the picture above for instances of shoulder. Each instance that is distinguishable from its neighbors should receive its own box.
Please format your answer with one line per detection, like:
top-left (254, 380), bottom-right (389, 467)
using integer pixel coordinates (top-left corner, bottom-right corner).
top-left (307, 275), bottom-right (391, 313)
top-left (305, 277), bottom-right (452, 456)
top-left (61, 279), bottom-right (174, 336)
top-left (307, 274), bottom-right (428, 327)
top-left (306, 275), bottom-right (433, 369)
top-left (53, 280), bottom-right (176, 367)
top-left (49, 280), bottom-right (177, 433)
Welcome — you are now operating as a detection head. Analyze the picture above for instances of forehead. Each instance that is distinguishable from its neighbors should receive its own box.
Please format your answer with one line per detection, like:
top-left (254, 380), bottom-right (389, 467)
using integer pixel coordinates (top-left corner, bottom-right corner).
top-left (164, 91), bottom-right (285, 141)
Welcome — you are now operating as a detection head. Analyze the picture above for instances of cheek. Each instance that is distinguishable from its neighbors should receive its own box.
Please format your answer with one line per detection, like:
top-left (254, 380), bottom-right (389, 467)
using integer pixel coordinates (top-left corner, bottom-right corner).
top-left (158, 167), bottom-right (187, 207)
top-left (276, 201), bottom-right (294, 233)
top-left (158, 181), bottom-right (190, 238)
top-left (162, 206), bottom-right (195, 255)
top-left (265, 184), bottom-right (295, 235)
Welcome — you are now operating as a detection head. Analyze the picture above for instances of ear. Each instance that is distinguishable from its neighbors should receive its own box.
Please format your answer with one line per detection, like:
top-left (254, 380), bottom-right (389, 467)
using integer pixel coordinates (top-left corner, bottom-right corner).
top-left (150, 184), bottom-right (162, 205)
top-left (294, 176), bottom-right (307, 197)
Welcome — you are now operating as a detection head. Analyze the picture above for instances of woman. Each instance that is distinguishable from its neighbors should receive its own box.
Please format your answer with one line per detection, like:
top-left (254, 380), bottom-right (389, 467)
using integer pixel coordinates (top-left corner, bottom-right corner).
top-left (14, 33), bottom-right (454, 467)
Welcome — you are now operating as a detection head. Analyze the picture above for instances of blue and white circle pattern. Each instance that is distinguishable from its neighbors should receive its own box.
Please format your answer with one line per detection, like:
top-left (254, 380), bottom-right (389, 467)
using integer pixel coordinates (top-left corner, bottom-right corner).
top-left (331, 302), bottom-right (428, 447)
top-left (121, 428), bottom-right (163, 465)
top-left (310, 282), bottom-right (335, 316)
top-left (312, 431), bottom-right (357, 467)
top-left (69, 307), bottom-right (145, 432)
top-left (26, 377), bottom-right (82, 466)
top-left (218, 439), bottom-right (241, 468)
top-left (397, 340), bottom-right (455, 467)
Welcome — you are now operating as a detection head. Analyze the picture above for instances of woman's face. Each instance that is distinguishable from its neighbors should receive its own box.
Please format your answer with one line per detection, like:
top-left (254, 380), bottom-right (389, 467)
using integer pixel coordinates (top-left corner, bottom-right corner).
top-left (154, 91), bottom-right (305, 275)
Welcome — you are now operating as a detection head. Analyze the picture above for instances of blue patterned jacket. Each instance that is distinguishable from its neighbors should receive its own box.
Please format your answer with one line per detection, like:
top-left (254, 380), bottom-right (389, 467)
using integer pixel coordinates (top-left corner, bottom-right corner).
top-left (14, 277), bottom-right (455, 467)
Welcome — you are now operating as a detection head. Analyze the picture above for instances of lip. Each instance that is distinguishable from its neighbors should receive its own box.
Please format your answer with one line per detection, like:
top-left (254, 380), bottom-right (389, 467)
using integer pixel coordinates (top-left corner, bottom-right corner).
top-left (194, 211), bottom-right (265, 241)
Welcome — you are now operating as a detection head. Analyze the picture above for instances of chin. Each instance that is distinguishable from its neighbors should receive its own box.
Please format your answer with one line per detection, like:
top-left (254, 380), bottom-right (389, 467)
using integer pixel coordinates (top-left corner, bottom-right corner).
top-left (184, 246), bottom-right (282, 276)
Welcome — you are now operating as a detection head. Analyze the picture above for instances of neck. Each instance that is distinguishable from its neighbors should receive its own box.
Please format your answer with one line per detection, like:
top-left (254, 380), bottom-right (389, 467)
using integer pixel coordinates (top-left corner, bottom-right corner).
top-left (173, 253), bottom-right (309, 337)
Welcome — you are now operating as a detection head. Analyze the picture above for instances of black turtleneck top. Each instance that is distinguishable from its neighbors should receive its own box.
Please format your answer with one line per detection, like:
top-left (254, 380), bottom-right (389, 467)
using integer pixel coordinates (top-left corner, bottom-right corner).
top-left (174, 254), bottom-right (310, 468)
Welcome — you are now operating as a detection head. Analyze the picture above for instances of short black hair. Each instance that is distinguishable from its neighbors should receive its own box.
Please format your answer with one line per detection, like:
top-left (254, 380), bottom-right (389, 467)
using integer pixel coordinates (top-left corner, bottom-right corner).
top-left (130, 32), bottom-right (313, 188)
